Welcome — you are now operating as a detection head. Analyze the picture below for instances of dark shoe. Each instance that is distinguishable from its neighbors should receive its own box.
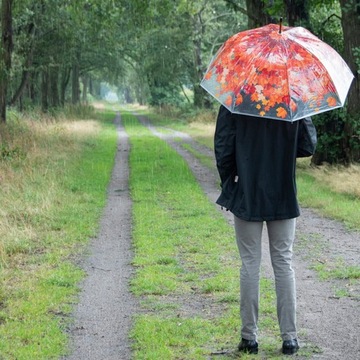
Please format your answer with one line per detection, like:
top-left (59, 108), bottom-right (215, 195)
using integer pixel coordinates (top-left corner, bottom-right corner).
top-left (282, 339), bottom-right (299, 355)
top-left (238, 338), bottom-right (258, 354)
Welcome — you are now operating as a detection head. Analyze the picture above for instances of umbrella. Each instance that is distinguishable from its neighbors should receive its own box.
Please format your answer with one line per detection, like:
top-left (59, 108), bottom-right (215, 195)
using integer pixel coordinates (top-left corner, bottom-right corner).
top-left (200, 22), bottom-right (354, 121)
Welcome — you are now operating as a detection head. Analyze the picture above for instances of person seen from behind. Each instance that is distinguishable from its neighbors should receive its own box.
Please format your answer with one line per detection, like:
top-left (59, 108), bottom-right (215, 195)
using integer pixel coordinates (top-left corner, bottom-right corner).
top-left (214, 105), bottom-right (317, 355)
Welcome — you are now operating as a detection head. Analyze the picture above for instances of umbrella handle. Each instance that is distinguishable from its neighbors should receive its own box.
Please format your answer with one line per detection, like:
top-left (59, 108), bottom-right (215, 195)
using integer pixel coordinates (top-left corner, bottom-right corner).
top-left (279, 17), bottom-right (283, 34)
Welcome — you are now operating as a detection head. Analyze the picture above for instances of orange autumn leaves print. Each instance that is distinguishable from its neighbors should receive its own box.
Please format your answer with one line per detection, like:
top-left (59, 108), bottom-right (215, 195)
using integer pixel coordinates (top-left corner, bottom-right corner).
top-left (201, 24), bottom-right (353, 121)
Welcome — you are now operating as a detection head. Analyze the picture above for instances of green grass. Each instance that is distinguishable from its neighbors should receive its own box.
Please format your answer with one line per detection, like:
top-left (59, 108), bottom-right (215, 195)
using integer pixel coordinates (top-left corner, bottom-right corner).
top-left (180, 141), bottom-right (216, 170)
top-left (312, 262), bottom-right (360, 280)
top-left (297, 232), bottom-right (360, 282)
top-left (0, 109), bottom-right (117, 359)
top-left (297, 170), bottom-right (360, 230)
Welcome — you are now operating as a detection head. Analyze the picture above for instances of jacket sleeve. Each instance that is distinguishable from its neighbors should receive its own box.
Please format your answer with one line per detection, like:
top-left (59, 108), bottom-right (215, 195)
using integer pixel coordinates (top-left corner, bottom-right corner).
top-left (296, 116), bottom-right (317, 158)
top-left (214, 106), bottom-right (237, 185)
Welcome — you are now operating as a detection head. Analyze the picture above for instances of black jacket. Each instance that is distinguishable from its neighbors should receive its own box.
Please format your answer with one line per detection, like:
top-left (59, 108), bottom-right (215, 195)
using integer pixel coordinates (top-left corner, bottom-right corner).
top-left (214, 106), bottom-right (301, 221)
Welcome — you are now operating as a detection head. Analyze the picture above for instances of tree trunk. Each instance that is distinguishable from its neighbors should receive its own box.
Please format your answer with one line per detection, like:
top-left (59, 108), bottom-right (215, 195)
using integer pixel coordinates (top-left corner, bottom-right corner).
top-left (124, 87), bottom-right (132, 103)
top-left (41, 69), bottom-right (49, 112)
top-left (10, 67), bottom-right (31, 107)
top-left (82, 76), bottom-right (88, 103)
top-left (245, 0), bottom-right (272, 28)
top-left (284, 0), bottom-right (311, 28)
top-left (339, 0), bottom-right (359, 115)
top-left (0, 0), bottom-right (13, 123)
top-left (29, 71), bottom-right (38, 104)
top-left (49, 66), bottom-right (60, 107)
top-left (72, 63), bottom-right (80, 105)
top-left (339, 0), bottom-right (360, 162)
top-left (10, 22), bottom-right (35, 107)
top-left (89, 76), bottom-right (93, 97)
top-left (60, 67), bottom-right (70, 106)
top-left (192, 12), bottom-right (206, 108)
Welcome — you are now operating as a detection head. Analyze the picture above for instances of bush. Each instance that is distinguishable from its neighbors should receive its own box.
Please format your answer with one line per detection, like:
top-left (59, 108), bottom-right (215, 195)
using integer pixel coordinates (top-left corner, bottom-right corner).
top-left (312, 109), bottom-right (360, 165)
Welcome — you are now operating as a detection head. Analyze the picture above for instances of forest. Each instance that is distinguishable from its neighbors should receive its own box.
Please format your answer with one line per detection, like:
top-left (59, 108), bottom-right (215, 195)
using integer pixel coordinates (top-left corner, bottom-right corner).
top-left (0, 0), bottom-right (359, 163)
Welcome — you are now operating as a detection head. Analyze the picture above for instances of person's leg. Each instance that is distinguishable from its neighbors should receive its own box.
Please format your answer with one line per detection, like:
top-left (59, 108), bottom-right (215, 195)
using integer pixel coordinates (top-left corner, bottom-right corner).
top-left (234, 216), bottom-right (263, 342)
top-left (267, 219), bottom-right (298, 343)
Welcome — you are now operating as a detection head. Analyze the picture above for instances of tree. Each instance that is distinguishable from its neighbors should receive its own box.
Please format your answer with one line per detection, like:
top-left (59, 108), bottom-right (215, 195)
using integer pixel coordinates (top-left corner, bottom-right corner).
top-left (224, 0), bottom-right (273, 27)
top-left (245, 0), bottom-right (274, 27)
top-left (184, 0), bottom-right (246, 108)
top-left (1, 0), bottom-right (358, 166)
top-left (284, 0), bottom-right (312, 27)
top-left (339, 0), bottom-right (360, 162)
top-left (1, 0), bottom-right (128, 112)
top-left (307, 0), bottom-right (360, 164)
top-left (0, 0), bottom-right (13, 123)
top-left (119, 0), bottom-right (245, 108)
top-left (339, 0), bottom-right (360, 115)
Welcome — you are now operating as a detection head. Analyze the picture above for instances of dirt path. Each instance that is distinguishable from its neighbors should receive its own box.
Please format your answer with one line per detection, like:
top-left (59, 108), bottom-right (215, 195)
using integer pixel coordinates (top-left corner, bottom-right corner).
top-left (64, 112), bottom-right (359, 359)
top-left (63, 114), bottom-right (136, 360)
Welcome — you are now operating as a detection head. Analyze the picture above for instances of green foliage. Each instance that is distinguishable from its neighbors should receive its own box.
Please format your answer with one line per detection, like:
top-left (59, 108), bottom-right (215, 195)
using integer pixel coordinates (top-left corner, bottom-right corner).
top-left (125, 0), bottom-right (246, 108)
top-left (265, 0), bottom-right (286, 18)
top-left (309, 0), bottom-right (343, 49)
top-left (312, 110), bottom-right (346, 164)
top-left (0, 145), bottom-right (23, 161)
top-left (346, 114), bottom-right (360, 160)
top-left (313, 109), bottom-right (360, 164)
top-left (341, 0), bottom-right (360, 15)
top-left (7, 0), bottom-right (128, 111)
top-left (148, 85), bottom-right (186, 107)
top-left (353, 47), bottom-right (360, 74)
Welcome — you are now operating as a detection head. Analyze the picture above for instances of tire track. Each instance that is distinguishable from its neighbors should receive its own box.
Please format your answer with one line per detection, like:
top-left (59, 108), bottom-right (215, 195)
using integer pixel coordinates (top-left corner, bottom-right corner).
top-left (63, 114), bottom-right (135, 360)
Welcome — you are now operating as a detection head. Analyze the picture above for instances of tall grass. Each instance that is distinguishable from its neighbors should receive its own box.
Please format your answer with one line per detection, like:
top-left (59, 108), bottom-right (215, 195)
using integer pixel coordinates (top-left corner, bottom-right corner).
top-left (0, 107), bottom-right (117, 359)
top-left (297, 165), bottom-right (360, 229)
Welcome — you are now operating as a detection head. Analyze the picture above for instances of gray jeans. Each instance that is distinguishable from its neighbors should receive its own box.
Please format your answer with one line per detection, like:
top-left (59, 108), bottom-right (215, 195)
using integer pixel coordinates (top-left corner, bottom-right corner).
top-left (234, 216), bottom-right (297, 342)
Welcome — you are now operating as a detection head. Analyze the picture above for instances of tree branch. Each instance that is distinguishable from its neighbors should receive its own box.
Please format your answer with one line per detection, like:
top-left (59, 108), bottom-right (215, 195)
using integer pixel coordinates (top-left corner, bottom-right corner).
top-left (223, 0), bottom-right (258, 25)
top-left (321, 13), bottom-right (342, 27)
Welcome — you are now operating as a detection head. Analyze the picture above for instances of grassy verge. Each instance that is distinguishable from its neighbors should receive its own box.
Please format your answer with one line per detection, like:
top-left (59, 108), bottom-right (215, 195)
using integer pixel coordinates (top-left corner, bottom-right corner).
top-left (296, 166), bottom-right (360, 229)
top-left (122, 112), bottom-right (300, 359)
top-left (0, 108), bottom-right (117, 359)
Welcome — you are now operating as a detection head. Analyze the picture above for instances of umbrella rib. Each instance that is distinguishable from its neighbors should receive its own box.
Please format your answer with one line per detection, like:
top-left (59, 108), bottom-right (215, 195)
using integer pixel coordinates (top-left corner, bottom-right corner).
top-left (286, 31), bottom-right (352, 106)
top-left (281, 37), bottom-right (294, 121)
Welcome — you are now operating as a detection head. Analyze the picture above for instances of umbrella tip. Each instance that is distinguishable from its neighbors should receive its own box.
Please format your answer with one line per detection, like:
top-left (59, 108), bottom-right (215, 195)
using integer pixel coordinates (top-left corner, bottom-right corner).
top-left (279, 17), bottom-right (283, 33)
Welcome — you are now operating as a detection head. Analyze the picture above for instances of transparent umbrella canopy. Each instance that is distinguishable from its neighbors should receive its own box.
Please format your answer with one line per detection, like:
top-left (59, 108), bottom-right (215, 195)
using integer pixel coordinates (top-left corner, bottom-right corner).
top-left (201, 22), bottom-right (354, 122)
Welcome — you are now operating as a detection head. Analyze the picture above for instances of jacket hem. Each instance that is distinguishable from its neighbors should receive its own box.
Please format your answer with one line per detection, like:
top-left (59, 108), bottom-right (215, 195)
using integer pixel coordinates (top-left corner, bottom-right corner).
top-left (216, 203), bottom-right (300, 222)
